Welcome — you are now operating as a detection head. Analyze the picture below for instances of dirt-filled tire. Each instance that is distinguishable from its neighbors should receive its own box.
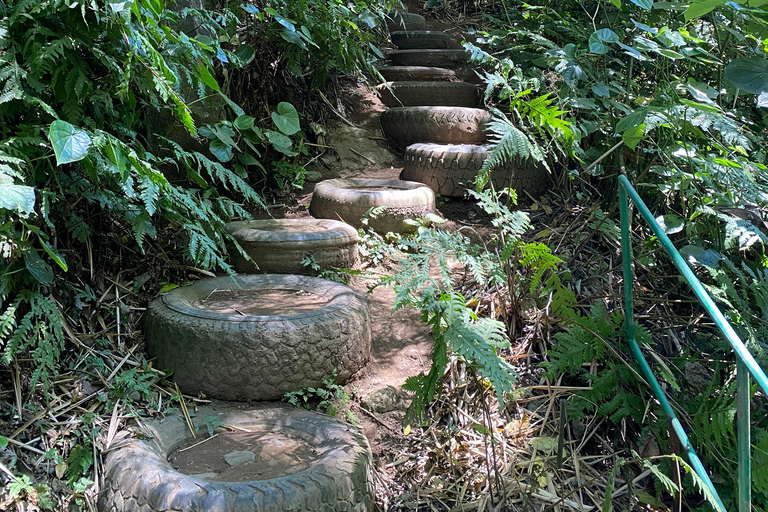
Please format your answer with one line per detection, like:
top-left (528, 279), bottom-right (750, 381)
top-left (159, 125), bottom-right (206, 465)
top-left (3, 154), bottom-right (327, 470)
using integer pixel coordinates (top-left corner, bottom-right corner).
top-left (226, 219), bottom-right (358, 274)
top-left (390, 31), bottom-right (456, 49)
top-left (385, 12), bottom-right (425, 31)
top-left (380, 106), bottom-right (491, 148)
top-left (378, 66), bottom-right (457, 82)
top-left (98, 405), bottom-right (374, 512)
top-left (401, 143), bottom-right (550, 197)
top-left (389, 49), bottom-right (469, 67)
top-left (145, 274), bottom-right (371, 400)
top-left (309, 178), bottom-right (435, 233)
top-left (375, 81), bottom-right (480, 108)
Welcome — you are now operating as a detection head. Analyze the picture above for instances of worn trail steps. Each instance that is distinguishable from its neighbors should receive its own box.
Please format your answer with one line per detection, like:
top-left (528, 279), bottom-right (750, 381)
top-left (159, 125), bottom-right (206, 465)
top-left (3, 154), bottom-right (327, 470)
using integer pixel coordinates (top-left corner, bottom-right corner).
top-left (377, 65), bottom-right (457, 82)
top-left (389, 30), bottom-right (457, 49)
top-left (375, 81), bottom-right (480, 107)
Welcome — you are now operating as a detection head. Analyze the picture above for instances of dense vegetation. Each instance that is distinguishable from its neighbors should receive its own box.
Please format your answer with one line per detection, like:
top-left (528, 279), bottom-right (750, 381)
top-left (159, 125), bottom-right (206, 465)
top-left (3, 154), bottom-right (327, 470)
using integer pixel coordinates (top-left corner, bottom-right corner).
top-left (2, 0), bottom-right (768, 509)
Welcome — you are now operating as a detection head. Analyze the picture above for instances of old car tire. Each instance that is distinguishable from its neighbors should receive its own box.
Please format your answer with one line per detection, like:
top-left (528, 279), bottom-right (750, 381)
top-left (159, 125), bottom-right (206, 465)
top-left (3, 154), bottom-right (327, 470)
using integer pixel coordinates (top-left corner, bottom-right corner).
top-left (401, 143), bottom-right (550, 197)
top-left (390, 30), bottom-right (455, 49)
top-left (226, 219), bottom-right (359, 274)
top-left (380, 106), bottom-right (491, 148)
top-left (388, 49), bottom-right (470, 67)
top-left (377, 66), bottom-right (457, 82)
top-left (145, 274), bottom-right (371, 400)
top-left (99, 405), bottom-right (374, 512)
top-left (385, 12), bottom-right (426, 31)
top-left (375, 81), bottom-right (480, 108)
top-left (309, 178), bottom-right (435, 233)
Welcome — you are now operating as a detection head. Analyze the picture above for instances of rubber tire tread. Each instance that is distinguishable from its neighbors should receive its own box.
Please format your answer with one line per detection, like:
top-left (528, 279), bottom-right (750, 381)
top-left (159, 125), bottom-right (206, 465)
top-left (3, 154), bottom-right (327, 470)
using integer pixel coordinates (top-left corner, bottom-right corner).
top-left (385, 12), bottom-right (425, 31)
top-left (401, 143), bottom-right (549, 197)
top-left (380, 106), bottom-right (491, 148)
top-left (375, 82), bottom-right (480, 108)
top-left (226, 219), bottom-right (359, 275)
top-left (98, 406), bottom-right (375, 512)
top-left (378, 66), bottom-right (457, 82)
top-left (310, 178), bottom-right (435, 233)
top-left (388, 49), bottom-right (469, 68)
top-left (145, 274), bottom-right (371, 400)
top-left (390, 31), bottom-right (455, 49)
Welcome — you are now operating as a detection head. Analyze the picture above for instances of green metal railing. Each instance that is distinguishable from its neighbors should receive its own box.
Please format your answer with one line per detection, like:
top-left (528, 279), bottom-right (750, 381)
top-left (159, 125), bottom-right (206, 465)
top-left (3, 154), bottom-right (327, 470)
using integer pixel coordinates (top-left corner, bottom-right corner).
top-left (619, 174), bottom-right (768, 512)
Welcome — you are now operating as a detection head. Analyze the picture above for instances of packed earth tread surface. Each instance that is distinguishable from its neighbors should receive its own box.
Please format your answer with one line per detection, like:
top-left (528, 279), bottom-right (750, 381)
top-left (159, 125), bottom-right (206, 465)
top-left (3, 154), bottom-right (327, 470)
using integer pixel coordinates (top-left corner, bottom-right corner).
top-left (387, 49), bottom-right (470, 67)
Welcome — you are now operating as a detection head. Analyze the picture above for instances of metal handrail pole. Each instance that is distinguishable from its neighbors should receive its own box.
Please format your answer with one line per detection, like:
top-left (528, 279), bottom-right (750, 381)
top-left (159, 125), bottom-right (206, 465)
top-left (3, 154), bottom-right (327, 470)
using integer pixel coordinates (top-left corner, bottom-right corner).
top-left (620, 179), bottom-right (727, 512)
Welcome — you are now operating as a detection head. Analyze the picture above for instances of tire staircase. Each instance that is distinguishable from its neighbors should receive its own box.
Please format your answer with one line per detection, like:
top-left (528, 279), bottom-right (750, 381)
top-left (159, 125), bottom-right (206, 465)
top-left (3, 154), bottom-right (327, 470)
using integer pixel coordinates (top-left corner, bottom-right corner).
top-left (98, 6), bottom-right (548, 512)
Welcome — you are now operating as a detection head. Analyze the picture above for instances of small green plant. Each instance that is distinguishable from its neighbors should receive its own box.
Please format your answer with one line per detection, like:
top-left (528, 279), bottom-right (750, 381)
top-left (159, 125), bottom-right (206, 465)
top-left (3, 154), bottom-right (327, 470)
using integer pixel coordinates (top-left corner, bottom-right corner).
top-left (284, 372), bottom-right (359, 425)
top-left (199, 416), bottom-right (226, 438)
top-left (273, 160), bottom-right (307, 191)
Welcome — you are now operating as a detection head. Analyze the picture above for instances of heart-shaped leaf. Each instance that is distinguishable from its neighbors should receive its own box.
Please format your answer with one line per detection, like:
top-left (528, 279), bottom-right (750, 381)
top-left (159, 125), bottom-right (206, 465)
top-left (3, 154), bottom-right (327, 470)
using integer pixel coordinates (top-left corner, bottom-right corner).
top-left (271, 102), bottom-right (301, 135)
top-left (724, 56), bottom-right (768, 94)
top-left (48, 120), bottom-right (91, 166)
top-left (655, 213), bottom-right (684, 234)
top-left (588, 28), bottom-right (619, 55)
top-left (0, 173), bottom-right (35, 213)
top-left (209, 139), bottom-right (234, 162)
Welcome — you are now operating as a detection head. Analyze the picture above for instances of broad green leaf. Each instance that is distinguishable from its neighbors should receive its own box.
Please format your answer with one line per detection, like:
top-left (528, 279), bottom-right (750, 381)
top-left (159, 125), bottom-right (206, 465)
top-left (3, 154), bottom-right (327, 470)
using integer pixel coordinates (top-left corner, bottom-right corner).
top-left (234, 44), bottom-right (256, 65)
top-left (609, 0), bottom-right (622, 8)
top-left (234, 115), bottom-right (255, 131)
top-left (0, 436), bottom-right (7, 448)
top-left (238, 153), bottom-right (260, 165)
top-left (48, 120), bottom-right (91, 165)
top-left (724, 56), bottom-right (768, 94)
top-left (197, 61), bottom-right (220, 92)
top-left (266, 130), bottom-right (297, 156)
top-left (592, 82), bottom-right (611, 97)
top-left (758, 92), bottom-right (768, 108)
top-left (271, 102), bottom-right (301, 135)
top-left (24, 250), bottom-right (53, 285)
top-left (209, 139), bottom-right (234, 162)
top-left (679, 98), bottom-right (721, 113)
top-left (629, 0), bottom-right (653, 10)
top-left (658, 48), bottom-right (684, 60)
top-left (588, 28), bottom-right (619, 55)
top-left (616, 108), bottom-right (647, 132)
top-left (530, 436), bottom-right (559, 454)
top-left (684, 0), bottom-right (726, 20)
top-left (40, 238), bottom-right (68, 271)
top-left (655, 213), bottom-right (684, 234)
top-left (622, 123), bottom-right (646, 149)
top-left (0, 179), bottom-right (35, 213)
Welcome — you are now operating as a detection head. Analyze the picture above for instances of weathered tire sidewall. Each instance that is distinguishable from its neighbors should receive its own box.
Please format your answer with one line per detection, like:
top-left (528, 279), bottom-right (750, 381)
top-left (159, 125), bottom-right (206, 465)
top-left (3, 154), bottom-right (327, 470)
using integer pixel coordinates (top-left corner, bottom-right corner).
top-left (388, 49), bottom-right (469, 67)
top-left (145, 275), bottom-right (371, 400)
top-left (385, 11), bottom-right (426, 31)
top-left (390, 31), bottom-right (455, 49)
top-left (309, 178), bottom-right (436, 233)
top-left (401, 143), bottom-right (551, 197)
top-left (377, 66), bottom-right (457, 82)
top-left (98, 406), bottom-right (375, 512)
top-left (380, 107), bottom-right (492, 148)
top-left (375, 82), bottom-right (480, 108)
top-left (226, 219), bottom-right (359, 275)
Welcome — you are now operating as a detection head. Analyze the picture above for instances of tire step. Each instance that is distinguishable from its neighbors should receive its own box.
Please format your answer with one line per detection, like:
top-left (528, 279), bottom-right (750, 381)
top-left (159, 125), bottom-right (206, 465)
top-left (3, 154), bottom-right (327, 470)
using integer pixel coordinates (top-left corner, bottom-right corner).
top-left (376, 81), bottom-right (480, 107)
top-left (385, 12), bottom-right (426, 31)
top-left (378, 66), bottom-right (457, 82)
top-left (401, 143), bottom-right (549, 197)
top-left (380, 106), bottom-right (491, 148)
top-left (310, 178), bottom-right (435, 233)
top-left (390, 30), bottom-right (456, 49)
top-left (389, 49), bottom-right (470, 68)
top-left (226, 219), bottom-right (359, 275)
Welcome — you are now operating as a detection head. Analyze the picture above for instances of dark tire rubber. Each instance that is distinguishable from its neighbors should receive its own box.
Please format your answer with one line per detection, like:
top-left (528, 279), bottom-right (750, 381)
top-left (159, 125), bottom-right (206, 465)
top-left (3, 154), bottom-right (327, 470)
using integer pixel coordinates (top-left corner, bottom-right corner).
top-left (401, 143), bottom-right (550, 197)
top-left (389, 49), bottom-right (470, 68)
top-left (145, 274), bottom-right (371, 400)
top-left (380, 106), bottom-right (491, 148)
top-left (98, 405), bottom-right (374, 512)
top-left (375, 81), bottom-right (480, 108)
top-left (309, 178), bottom-right (435, 233)
top-left (226, 219), bottom-right (359, 275)
top-left (390, 31), bottom-right (455, 49)
top-left (378, 66), bottom-right (457, 82)
top-left (385, 12), bottom-right (426, 31)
